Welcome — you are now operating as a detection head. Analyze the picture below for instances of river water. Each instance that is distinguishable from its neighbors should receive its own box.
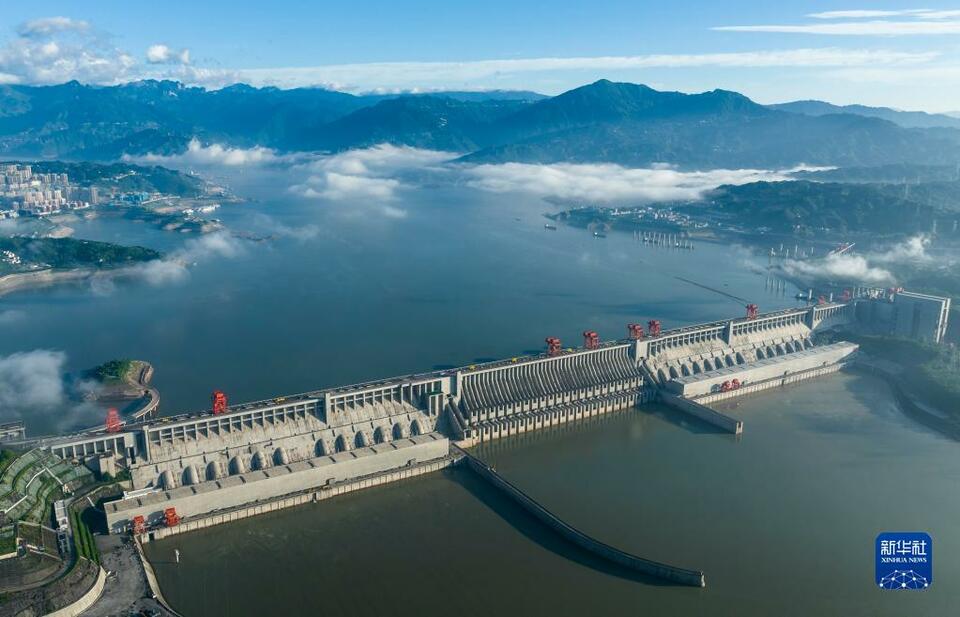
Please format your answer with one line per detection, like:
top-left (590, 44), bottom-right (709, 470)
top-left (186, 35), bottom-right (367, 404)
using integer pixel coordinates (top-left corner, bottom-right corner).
top-left (2, 167), bottom-right (954, 615)
top-left (143, 374), bottom-right (959, 617)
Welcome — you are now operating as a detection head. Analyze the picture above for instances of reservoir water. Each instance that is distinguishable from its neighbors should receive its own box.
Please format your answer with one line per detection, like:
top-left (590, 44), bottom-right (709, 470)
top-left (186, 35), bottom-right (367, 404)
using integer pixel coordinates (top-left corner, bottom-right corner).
top-left (1, 168), bottom-right (793, 433)
top-left (2, 167), bottom-right (954, 615)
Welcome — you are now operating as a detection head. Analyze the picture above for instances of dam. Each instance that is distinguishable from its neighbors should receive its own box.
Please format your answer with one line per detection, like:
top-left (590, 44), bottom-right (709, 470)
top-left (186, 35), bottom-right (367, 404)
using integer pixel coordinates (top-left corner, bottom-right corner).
top-left (29, 300), bottom-right (866, 545)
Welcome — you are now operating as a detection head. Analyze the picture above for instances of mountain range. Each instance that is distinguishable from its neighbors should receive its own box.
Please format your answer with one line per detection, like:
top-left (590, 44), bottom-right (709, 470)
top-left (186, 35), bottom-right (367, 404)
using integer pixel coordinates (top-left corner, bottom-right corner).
top-left (2, 79), bottom-right (959, 169)
top-left (768, 100), bottom-right (960, 130)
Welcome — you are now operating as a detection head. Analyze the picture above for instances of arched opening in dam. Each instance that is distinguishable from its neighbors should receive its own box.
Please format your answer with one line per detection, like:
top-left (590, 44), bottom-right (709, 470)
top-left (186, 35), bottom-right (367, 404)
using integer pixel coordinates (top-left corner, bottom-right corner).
top-left (334, 435), bottom-right (348, 453)
top-left (373, 427), bottom-right (386, 444)
top-left (354, 431), bottom-right (369, 449)
top-left (392, 423), bottom-right (406, 440)
top-left (410, 420), bottom-right (423, 436)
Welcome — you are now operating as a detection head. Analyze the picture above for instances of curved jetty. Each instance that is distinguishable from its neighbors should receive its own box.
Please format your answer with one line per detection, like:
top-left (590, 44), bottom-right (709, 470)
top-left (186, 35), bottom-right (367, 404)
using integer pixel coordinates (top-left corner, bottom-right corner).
top-left (455, 446), bottom-right (707, 587)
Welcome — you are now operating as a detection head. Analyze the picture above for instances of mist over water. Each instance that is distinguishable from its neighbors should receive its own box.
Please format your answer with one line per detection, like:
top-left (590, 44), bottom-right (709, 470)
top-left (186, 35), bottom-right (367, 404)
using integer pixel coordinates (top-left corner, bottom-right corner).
top-left (0, 163), bottom-right (797, 432)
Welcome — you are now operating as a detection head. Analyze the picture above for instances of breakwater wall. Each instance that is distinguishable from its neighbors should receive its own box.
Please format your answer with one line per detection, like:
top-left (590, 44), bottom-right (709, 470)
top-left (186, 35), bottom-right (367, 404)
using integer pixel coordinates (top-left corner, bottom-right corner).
top-left (456, 446), bottom-right (706, 587)
top-left (660, 394), bottom-right (743, 434)
top-left (690, 362), bottom-right (848, 405)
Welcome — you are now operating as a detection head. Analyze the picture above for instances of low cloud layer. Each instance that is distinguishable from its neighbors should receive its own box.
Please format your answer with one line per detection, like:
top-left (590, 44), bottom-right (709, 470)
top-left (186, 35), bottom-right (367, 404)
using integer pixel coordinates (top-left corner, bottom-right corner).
top-left (0, 349), bottom-right (102, 430)
top-left (463, 162), bottom-right (818, 202)
top-left (86, 231), bottom-right (243, 295)
top-left (289, 145), bottom-right (456, 216)
top-left (128, 138), bottom-right (284, 167)
top-left (130, 231), bottom-right (242, 286)
top-left (777, 235), bottom-right (934, 285)
top-left (781, 253), bottom-right (894, 285)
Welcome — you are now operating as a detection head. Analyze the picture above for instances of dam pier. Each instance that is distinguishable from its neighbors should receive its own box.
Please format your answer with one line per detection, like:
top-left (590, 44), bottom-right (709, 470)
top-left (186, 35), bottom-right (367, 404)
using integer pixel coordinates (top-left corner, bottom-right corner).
top-left (28, 300), bottom-right (887, 584)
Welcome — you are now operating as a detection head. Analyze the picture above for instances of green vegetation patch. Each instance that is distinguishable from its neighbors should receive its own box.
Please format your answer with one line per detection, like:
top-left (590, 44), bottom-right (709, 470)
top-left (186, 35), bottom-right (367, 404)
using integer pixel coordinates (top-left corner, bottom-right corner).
top-left (0, 450), bottom-right (15, 475)
top-left (92, 359), bottom-right (134, 384)
top-left (0, 236), bottom-right (161, 270)
top-left (699, 181), bottom-right (944, 236)
top-left (0, 525), bottom-right (16, 555)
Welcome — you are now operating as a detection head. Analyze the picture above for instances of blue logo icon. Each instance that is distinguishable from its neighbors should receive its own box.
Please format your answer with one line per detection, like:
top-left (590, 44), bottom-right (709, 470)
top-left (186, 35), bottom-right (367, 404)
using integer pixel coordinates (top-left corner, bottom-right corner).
top-left (876, 532), bottom-right (932, 590)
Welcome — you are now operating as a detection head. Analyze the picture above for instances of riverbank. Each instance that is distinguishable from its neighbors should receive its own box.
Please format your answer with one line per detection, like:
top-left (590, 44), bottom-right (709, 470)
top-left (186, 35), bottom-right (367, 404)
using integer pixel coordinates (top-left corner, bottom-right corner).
top-left (0, 268), bottom-right (98, 298)
top-left (853, 355), bottom-right (960, 440)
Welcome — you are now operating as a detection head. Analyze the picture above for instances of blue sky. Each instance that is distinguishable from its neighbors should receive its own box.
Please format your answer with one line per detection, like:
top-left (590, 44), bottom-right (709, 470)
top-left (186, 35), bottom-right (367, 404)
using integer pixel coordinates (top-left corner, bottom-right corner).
top-left (3, 2), bottom-right (960, 111)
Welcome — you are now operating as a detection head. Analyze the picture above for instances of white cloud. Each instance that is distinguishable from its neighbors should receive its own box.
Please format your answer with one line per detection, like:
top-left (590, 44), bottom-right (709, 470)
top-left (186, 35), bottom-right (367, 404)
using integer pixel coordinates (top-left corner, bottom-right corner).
top-left (17, 16), bottom-right (89, 37)
top-left (302, 173), bottom-right (401, 201)
top-left (809, 9), bottom-right (960, 20)
top-left (290, 144), bottom-right (456, 206)
top-left (126, 138), bottom-right (284, 167)
top-left (248, 213), bottom-right (321, 241)
top-left (870, 234), bottom-right (933, 264)
top-left (714, 20), bottom-right (960, 36)
top-left (146, 44), bottom-right (191, 65)
top-left (111, 231), bottom-right (243, 289)
top-left (777, 236), bottom-right (935, 285)
top-left (781, 253), bottom-right (895, 284)
top-left (0, 17), bottom-right (136, 85)
top-left (0, 349), bottom-right (106, 430)
top-left (0, 17), bottom-right (231, 87)
top-left (0, 350), bottom-right (67, 412)
top-left (236, 48), bottom-right (937, 91)
top-left (461, 162), bottom-right (821, 202)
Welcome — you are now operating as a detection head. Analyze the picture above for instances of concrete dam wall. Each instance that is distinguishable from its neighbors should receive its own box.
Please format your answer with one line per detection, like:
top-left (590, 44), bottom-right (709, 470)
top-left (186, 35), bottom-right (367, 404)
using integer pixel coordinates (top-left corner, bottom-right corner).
top-left (43, 303), bottom-right (858, 536)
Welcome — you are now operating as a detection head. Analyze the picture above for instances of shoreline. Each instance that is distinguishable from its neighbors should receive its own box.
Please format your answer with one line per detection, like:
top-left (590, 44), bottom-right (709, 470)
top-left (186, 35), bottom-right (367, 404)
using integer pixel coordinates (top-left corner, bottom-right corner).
top-left (0, 268), bottom-right (99, 298)
top-left (0, 263), bottom-right (161, 300)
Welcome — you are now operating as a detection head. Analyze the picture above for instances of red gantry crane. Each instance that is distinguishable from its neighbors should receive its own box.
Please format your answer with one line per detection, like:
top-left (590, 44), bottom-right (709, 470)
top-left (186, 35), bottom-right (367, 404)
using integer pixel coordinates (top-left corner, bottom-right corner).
top-left (164, 507), bottom-right (180, 527)
top-left (582, 330), bottom-right (600, 350)
top-left (627, 323), bottom-right (645, 340)
top-left (647, 320), bottom-right (662, 337)
top-left (212, 390), bottom-right (228, 415)
top-left (545, 337), bottom-right (562, 356)
top-left (132, 515), bottom-right (146, 535)
top-left (105, 408), bottom-right (122, 433)
top-left (746, 303), bottom-right (759, 320)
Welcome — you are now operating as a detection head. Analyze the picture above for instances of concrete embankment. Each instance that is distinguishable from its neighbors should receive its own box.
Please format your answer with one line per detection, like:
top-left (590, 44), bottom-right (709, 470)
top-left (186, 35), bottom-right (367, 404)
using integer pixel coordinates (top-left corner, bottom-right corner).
top-left (138, 454), bottom-right (457, 542)
top-left (690, 362), bottom-right (848, 405)
top-left (660, 393), bottom-right (743, 434)
top-left (456, 446), bottom-right (706, 587)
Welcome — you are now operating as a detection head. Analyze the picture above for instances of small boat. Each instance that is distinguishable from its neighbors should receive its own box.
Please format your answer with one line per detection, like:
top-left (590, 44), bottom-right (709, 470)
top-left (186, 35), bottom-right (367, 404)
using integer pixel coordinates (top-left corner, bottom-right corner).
top-left (544, 224), bottom-right (557, 230)
top-left (593, 232), bottom-right (607, 238)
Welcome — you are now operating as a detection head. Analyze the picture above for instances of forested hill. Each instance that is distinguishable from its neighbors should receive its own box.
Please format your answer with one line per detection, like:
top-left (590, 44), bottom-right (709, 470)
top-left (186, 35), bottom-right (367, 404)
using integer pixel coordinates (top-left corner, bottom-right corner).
top-left (2, 79), bottom-right (960, 170)
top-left (697, 180), bottom-right (954, 236)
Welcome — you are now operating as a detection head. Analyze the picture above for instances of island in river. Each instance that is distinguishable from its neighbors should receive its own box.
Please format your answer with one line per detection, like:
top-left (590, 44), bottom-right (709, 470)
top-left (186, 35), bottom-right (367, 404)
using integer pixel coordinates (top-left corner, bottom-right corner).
top-left (83, 359), bottom-right (160, 422)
